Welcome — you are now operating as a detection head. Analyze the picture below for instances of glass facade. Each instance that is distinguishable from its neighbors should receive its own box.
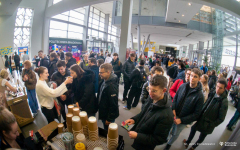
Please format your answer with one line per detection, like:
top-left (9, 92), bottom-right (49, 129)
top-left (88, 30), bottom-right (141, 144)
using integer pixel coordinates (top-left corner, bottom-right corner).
top-left (49, 5), bottom-right (120, 53)
top-left (14, 8), bottom-right (34, 51)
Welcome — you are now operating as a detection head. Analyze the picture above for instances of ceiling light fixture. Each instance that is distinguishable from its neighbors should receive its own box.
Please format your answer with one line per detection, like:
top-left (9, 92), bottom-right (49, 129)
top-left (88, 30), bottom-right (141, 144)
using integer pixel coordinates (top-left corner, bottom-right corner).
top-left (188, 3), bottom-right (192, 6)
top-left (0, 2), bottom-right (1, 6)
top-left (179, 20), bottom-right (181, 22)
top-left (182, 14), bottom-right (184, 17)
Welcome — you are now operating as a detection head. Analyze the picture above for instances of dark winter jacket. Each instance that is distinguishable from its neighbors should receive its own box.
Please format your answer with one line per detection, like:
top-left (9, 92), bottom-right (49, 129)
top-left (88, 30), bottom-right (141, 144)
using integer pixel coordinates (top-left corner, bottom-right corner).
top-left (60, 52), bottom-right (65, 60)
top-left (66, 57), bottom-right (76, 69)
top-left (14, 55), bottom-right (20, 65)
top-left (89, 65), bottom-right (99, 93)
top-left (122, 57), bottom-right (135, 80)
top-left (140, 81), bottom-right (149, 105)
top-left (208, 75), bottom-right (217, 91)
top-left (97, 55), bottom-right (105, 61)
top-left (72, 70), bottom-right (98, 115)
top-left (111, 58), bottom-right (122, 78)
top-left (196, 90), bottom-right (228, 134)
top-left (97, 73), bottom-right (119, 122)
top-left (131, 93), bottom-right (174, 150)
top-left (172, 82), bottom-right (204, 124)
top-left (130, 66), bottom-right (147, 88)
top-left (51, 69), bottom-right (73, 105)
top-left (5, 59), bottom-right (9, 68)
top-left (167, 64), bottom-right (178, 79)
top-left (22, 69), bottom-right (37, 90)
top-left (173, 68), bottom-right (185, 82)
top-left (48, 58), bottom-right (58, 79)
top-left (40, 57), bottom-right (49, 68)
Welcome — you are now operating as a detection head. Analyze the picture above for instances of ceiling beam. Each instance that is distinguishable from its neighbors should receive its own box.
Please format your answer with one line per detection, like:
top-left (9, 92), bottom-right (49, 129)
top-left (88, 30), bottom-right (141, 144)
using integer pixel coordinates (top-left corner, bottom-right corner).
top-left (224, 30), bottom-right (240, 37)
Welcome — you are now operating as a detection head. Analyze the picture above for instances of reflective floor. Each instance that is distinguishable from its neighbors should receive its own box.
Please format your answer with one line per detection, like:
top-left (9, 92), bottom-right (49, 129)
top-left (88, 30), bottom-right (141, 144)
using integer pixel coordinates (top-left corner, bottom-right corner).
top-left (18, 70), bottom-right (237, 150)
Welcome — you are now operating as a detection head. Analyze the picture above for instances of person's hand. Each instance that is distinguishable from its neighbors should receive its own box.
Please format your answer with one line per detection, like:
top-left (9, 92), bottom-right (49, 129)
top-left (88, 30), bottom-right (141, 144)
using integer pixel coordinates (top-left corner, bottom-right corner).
top-left (105, 120), bottom-right (111, 125)
top-left (24, 75), bottom-right (28, 81)
top-left (13, 88), bottom-right (17, 93)
top-left (125, 119), bottom-right (135, 125)
top-left (60, 95), bottom-right (67, 101)
top-left (64, 77), bottom-right (73, 85)
top-left (174, 118), bottom-right (181, 125)
top-left (52, 82), bottom-right (57, 89)
top-left (128, 131), bottom-right (138, 139)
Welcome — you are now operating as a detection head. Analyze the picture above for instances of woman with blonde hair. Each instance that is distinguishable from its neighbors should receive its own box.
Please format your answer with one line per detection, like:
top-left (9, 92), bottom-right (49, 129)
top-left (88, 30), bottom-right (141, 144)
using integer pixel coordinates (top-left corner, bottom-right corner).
top-left (200, 74), bottom-right (209, 103)
top-left (22, 60), bottom-right (38, 116)
top-left (0, 69), bottom-right (17, 107)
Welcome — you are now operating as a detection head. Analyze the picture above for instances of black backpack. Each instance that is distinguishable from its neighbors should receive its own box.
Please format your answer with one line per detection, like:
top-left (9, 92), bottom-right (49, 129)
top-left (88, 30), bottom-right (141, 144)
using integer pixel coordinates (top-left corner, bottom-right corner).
top-left (167, 64), bottom-right (178, 78)
top-left (136, 67), bottom-right (147, 88)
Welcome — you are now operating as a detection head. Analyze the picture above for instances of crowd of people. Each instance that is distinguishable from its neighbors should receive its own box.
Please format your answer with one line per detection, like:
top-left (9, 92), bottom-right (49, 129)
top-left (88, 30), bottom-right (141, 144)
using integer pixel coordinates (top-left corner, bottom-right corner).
top-left (1, 49), bottom-right (239, 150)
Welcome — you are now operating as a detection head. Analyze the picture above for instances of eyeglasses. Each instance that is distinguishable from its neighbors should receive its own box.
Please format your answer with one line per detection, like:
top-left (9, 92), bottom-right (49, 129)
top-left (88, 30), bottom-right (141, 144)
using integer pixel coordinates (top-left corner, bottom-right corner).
top-left (146, 87), bottom-right (159, 93)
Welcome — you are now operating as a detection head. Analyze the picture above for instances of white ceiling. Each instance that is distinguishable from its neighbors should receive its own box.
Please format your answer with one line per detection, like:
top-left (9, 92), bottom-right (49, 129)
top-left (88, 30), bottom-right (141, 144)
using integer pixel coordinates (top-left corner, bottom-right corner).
top-left (92, 1), bottom-right (113, 17)
top-left (166, 0), bottom-right (203, 24)
top-left (0, 0), bottom-right (22, 16)
top-left (118, 25), bottom-right (212, 47)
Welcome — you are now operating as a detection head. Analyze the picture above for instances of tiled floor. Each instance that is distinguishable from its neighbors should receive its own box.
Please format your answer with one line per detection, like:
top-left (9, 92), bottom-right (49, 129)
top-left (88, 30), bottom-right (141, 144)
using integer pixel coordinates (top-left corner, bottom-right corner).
top-left (19, 70), bottom-right (238, 150)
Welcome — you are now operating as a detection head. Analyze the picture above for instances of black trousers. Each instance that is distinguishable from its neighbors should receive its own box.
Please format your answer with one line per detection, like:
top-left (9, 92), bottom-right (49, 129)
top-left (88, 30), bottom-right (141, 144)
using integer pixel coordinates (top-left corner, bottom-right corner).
top-left (186, 123), bottom-right (208, 149)
top-left (123, 79), bottom-right (130, 100)
top-left (58, 98), bottom-right (73, 120)
top-left (15, 64), bottom-right (21, 73)
top-left (41, 105), bottom-right (58, 124)
top-left (127, 87), bottom-right (142, 109)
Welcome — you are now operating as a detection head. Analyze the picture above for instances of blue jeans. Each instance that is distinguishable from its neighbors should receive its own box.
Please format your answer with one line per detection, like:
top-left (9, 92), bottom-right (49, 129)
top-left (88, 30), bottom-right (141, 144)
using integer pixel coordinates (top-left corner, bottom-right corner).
top-left (228, 110), bottom-right (240, 128)
top-left (101, 119), bottom-right (115, 130)
top-left (167, 123), bottom-right (187, 145)
top-left (27, 89), bottom-right (39, 113)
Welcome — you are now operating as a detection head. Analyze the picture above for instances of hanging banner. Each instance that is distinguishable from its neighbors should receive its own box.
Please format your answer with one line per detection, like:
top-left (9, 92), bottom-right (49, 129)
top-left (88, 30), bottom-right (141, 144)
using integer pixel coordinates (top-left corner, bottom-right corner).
top-left (18, 46), bottom-right (28, 55)
top-left (0, 46), bottom-right (13, 55)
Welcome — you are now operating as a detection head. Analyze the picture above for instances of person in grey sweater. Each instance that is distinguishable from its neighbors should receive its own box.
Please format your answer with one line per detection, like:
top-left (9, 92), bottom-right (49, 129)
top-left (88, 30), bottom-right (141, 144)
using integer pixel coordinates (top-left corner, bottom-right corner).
top-left (22, 51), bottom-right (29, 62)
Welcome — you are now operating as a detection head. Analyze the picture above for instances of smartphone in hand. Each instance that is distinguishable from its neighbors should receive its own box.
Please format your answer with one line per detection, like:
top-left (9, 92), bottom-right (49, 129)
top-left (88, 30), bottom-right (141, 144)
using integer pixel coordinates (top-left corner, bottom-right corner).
top-left (121, 121), bottom-right (130, 132)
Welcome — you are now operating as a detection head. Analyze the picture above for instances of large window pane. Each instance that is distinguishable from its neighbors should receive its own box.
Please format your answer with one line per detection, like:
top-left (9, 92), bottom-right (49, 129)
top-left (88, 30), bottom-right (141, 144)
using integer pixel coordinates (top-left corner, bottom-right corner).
top-left (92, 24), bottom-right (98, 30)
top-left (92, 30), bottom-right (98, 37)
top-left (49, 29), bottom-right (67, 38)
top-left (52, 14), bottom-right (68, 21)
top-left (93, 14), bottom-right (99, 20)
top-left (100, 17), bottom-right (105, 23)
top-left (69, 17), bottom-right (84, 25)
top-left (94, 8), bottom-right (100, 15)
top-left (99, 32), bottom-right (104, 39)
top-left (68, 32), bottom-right (82, 39)
top-left (50, 20), bottom-right (68, 30)
top-left (68, 24), bottom-right (83, 33)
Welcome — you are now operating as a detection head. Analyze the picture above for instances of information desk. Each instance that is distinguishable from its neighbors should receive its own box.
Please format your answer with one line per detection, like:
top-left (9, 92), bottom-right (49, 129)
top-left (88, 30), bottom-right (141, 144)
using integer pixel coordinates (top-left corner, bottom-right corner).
top-left (6, 91), bottom-right (34, 127)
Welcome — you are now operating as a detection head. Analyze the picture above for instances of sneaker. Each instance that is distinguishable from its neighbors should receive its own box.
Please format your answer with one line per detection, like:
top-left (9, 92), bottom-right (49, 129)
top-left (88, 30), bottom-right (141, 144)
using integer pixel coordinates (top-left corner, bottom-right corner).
top-left (186, 124), bottom-right (191, 128)
top-left (123, 106), bottom-right (129, 110)
top-left (188, 147), bottom-right (195, 150)
top-left (183, 139), bottom-right (189, 149)
top-left (122, 99), bottom-right (126, 104)
top-left (163, 144), bottom-right (171, 150)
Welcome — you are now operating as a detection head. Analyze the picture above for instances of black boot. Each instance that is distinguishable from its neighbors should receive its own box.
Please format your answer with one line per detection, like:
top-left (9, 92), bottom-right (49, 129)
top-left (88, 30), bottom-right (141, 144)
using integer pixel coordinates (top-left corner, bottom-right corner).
top-left (164, 144), bottom-right (171, 150)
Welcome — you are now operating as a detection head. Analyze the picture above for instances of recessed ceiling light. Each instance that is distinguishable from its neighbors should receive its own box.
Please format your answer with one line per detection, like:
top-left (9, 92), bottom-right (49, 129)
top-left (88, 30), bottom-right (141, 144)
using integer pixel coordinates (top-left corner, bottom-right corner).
top-left (188, 3), bottom-right (192, 6)
top-left (182, 14), bottom-right (184, 17)
top-left (0, 2), bottom-right (1, 6)
top-left (179, 20), bottom-right (181, 22)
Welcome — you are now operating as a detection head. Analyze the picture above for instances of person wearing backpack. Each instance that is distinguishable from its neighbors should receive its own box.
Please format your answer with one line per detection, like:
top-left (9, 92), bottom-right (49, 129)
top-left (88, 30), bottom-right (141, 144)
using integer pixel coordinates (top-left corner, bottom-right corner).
top-left (123, 60), bottom-right (147, 110)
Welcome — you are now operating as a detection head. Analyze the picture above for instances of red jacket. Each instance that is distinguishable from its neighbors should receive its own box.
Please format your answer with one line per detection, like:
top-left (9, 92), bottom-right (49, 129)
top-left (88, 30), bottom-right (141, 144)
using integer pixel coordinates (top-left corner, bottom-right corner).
top-left (226, 80), bottom-right (232, 91)
top-left (170, 79), bottom-right (184, 102)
